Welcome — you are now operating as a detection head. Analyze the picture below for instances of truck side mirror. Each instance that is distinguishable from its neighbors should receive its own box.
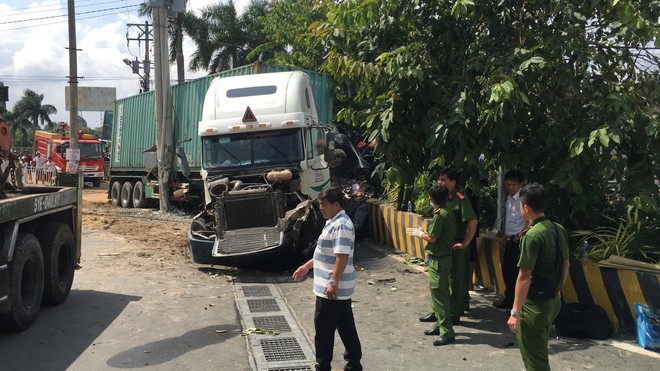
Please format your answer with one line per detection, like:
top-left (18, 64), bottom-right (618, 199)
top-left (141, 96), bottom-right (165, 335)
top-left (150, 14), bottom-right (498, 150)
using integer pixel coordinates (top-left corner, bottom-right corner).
top-left (324, 132), bottom-right (335, 164)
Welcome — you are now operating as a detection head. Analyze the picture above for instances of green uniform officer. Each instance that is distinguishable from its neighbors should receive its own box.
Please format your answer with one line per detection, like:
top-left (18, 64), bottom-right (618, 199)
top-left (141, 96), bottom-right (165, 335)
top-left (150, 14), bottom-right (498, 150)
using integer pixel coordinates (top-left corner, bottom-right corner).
top-left (437, 169), bottom-right (478, 321)
top-left (507, 183), bottom-right (569, 371)
top-left (407, 185), bottom-right (457, 346)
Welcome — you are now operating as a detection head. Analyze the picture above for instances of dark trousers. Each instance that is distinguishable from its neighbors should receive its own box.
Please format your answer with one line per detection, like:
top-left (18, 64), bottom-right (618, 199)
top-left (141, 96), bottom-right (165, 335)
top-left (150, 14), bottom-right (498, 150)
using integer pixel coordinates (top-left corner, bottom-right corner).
top-left (502, 238), bottom-right (521, 300)
top-left (314, 296), bottom-right (363, 371)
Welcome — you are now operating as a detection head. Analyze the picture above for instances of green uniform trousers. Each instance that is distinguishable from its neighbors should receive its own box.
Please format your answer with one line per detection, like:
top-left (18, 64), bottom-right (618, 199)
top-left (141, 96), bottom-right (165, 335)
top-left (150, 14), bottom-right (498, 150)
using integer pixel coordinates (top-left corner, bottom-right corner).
top-left (450, 246), bottom-right (470, 318)
top-left (518, 296), bottom-right (561, 371)
top-left (428, 255), bottom-right (454, 338)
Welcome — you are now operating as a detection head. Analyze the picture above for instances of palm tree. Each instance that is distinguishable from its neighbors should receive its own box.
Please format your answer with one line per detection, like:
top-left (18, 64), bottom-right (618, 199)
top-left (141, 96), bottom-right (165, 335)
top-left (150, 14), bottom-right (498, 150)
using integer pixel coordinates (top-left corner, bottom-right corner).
top-left (182, 0), bottom-right (271, 73)
top-left (12, 89), bottom-right (57, 131)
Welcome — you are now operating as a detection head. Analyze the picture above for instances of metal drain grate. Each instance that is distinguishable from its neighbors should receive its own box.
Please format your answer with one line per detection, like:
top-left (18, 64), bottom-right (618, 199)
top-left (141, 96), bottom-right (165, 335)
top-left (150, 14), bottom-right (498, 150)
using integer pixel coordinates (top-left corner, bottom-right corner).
top-left (268, 367), bottom-right (314, 371)
top-left (243, 285), bottom-right (272, 297)
top-left (260, 338), bottom-right (306, 362)
top-left (253, 315), bottom-right (292, 332)
top-left (247, 298), bottom-right (280, 313)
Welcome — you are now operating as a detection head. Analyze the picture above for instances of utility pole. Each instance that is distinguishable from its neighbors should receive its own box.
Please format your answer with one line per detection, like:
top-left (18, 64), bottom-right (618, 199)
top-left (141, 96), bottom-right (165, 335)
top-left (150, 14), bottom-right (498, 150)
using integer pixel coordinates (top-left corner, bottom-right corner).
top-left (126, 21), bottom-right (152, 92)
top-left (66, 0), bottom-right (79, 161)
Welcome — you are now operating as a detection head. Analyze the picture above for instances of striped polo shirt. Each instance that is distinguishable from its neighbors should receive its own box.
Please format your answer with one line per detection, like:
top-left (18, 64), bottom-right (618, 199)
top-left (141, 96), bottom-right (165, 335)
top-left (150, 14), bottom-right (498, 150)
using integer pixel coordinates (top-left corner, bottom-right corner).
top-left (313, 210), bottom-right (356, 300)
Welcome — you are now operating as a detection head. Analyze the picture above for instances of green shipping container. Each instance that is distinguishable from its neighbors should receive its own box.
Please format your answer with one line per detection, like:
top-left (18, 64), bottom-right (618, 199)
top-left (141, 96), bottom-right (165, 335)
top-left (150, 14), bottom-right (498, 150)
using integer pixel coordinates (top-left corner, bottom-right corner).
top-left (111, 62), bottom-right (333, 174)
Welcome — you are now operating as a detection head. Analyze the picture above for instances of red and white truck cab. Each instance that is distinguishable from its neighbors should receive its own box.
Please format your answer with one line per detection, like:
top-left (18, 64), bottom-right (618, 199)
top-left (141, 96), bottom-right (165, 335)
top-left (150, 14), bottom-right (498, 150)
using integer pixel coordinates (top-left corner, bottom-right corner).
top-left (34, 123), bottom-right (105, 187)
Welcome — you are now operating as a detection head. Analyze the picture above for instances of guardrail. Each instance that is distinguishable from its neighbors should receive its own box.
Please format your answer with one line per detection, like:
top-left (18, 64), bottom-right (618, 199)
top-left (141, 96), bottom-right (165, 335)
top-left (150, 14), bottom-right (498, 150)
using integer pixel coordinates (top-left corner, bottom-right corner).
top-left (366, 199), bottom-right (660, 330)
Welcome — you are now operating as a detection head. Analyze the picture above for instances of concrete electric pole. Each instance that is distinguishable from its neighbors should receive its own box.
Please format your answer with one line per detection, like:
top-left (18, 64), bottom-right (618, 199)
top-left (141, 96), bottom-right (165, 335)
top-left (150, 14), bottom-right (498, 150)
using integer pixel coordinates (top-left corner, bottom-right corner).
top-left (149, 0), bottom-right (185, 211)
top-left (67, 0), bottom-right (79, 161)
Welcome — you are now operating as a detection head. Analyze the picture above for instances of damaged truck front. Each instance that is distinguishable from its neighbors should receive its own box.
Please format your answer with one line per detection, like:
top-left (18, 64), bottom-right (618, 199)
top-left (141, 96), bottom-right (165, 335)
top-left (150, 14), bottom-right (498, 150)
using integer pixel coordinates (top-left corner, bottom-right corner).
top-left (187, 71), bottom-right (339, 266)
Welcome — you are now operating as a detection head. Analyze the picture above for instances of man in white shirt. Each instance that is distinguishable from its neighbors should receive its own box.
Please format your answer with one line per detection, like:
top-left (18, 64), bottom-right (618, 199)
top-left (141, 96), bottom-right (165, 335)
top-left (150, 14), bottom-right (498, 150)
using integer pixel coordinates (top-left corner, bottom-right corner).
top-left (293, 187), bottom-right (362, 371)
top-left (494, 170), bottom-right (528, 309)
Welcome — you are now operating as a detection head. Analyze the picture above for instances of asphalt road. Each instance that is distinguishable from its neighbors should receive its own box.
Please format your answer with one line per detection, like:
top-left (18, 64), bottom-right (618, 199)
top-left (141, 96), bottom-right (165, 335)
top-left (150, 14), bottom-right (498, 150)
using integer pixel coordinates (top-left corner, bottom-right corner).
top-left (1, 229), bottom-right (659, 370)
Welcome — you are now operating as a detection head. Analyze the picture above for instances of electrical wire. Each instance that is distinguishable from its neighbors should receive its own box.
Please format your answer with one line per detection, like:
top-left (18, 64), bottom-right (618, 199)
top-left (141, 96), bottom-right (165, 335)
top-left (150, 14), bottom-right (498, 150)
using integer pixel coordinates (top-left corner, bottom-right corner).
top-left (0, 4), bottom-right (141, 25)
top-left (2, 0), bottom-right (129, 17)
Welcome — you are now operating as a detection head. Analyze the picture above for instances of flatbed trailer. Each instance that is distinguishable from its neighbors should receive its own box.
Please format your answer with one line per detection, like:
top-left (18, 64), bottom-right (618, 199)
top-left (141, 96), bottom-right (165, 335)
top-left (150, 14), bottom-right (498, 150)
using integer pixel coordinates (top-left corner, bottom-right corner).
top-left (0, 173), bottom-right (82, 331)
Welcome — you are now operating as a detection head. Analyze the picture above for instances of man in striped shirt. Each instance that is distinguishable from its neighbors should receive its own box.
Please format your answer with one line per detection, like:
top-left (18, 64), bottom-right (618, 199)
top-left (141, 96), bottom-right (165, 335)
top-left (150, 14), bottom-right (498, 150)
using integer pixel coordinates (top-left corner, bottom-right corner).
top-left (293, 187), bottom-right (362, 371)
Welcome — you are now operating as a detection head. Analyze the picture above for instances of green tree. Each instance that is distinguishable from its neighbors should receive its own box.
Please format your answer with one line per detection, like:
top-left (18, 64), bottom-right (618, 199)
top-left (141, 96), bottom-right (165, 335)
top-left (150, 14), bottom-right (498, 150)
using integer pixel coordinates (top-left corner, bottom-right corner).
top-left (182, 0), bottom-right (270, 73)
top-left (250, 0), bottom-right (327, 70)
top-left (11, 89), bottom-right (57, 131)
top-left (314, 0), bottom-right (660, 228)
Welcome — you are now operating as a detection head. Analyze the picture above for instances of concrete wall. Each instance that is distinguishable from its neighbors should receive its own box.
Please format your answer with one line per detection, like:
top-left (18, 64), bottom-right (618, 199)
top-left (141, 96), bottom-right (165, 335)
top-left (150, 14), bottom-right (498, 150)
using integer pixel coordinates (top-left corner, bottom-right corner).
top-left (366, 200), bottom-right (660, 330)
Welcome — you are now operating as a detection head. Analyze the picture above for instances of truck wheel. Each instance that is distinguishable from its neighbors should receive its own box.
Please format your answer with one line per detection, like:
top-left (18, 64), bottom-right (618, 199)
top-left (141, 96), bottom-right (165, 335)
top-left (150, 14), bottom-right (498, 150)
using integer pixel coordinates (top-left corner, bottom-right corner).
top-left (121, 182), bottom-right (134, 208)
top-left (0, 234), bottom-right (44, 331)
top-left (92, 178), bottom-right (102, 187)
top-left (132, 181), bottom-right (148, 208)
top-left (110, 181), bottom-right (122, 206)
top-left (38, 223), bottom-right (75, 305)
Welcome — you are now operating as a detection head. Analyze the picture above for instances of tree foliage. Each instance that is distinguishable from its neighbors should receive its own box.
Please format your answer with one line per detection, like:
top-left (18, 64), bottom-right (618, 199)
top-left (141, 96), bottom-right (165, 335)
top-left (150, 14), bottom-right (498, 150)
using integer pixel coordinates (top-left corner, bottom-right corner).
top-left (11, 89), bottom-right (57, 131)
top-left (249, 0), bottom-right (327, 70)
top-left (311, 0), bottom-right (660, 228)
top-left (181, 0), bottom-right (271, 73)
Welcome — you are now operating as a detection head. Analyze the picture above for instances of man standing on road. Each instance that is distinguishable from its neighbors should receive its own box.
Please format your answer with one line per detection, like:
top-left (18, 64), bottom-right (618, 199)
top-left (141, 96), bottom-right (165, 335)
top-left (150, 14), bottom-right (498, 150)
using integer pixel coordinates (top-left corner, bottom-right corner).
top-left (293, 187), bottom-right (362, 371)
top-left (494, 170), bottom-right (528, 309)
top-left (407, 185), bottom-right (457, 346)
top-left (507, 183), bottom-right (570, 371)
top-left (424, 168), bottom-right (477, 325)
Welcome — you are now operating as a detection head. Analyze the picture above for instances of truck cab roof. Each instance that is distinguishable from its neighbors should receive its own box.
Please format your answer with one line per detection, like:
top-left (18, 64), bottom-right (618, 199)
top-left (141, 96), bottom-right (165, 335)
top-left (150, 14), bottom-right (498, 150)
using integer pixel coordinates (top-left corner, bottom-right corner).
top-left (199, 71), bottom-right (320, 136)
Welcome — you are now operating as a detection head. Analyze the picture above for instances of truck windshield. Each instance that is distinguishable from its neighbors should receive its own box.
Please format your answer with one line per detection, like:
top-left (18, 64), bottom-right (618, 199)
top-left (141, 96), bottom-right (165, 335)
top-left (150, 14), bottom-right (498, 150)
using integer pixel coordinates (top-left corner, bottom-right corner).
top-left (203, 129), bottom-right (303, 170)
top-left (61, 143), bottom-right (103, 160)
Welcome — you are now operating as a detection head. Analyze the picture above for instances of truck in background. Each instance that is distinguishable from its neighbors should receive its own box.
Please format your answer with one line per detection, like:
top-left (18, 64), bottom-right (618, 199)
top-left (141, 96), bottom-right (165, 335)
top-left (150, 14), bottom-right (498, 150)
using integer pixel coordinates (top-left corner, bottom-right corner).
top-left (108, 62), bottom-right (333, 209)
top-left (34, 123), bottom-right (105, 187)
top-left (0, 115), bottom-right (83, 332)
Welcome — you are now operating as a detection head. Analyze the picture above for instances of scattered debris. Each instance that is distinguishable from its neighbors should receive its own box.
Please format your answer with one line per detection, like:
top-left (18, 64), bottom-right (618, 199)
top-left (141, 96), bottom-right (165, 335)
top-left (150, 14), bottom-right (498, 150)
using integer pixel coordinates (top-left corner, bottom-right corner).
top-left (405, 257), bottom-right (426, 266)
top-left (215, 329), bottom-right (227, 333)
top-left (242, 327), bottom-right (280, 336)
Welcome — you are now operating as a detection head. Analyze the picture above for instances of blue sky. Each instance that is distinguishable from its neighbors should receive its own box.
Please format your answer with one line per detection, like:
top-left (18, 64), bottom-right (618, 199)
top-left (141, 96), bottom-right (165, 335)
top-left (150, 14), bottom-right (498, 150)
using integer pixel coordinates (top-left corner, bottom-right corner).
top-left (0, 0), bottom-right (248, 128)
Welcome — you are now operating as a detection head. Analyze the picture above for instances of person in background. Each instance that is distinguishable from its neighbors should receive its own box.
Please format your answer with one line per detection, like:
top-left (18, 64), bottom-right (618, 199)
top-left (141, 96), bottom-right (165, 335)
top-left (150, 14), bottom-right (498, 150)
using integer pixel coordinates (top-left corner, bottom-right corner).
top-left (292, 187), bottom-right (362, 371)
top-left (507, 183), bottom-right (570, 371)
top-left (494, 170), bottom-right (528, 309)
top-left (407, 185), bottom-right (457, 346)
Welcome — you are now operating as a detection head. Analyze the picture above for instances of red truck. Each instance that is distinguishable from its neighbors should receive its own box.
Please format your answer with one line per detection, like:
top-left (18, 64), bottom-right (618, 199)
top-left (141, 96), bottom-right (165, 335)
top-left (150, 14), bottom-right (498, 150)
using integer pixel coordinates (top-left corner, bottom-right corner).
top-left (33, 124), bottom-right (105, 187)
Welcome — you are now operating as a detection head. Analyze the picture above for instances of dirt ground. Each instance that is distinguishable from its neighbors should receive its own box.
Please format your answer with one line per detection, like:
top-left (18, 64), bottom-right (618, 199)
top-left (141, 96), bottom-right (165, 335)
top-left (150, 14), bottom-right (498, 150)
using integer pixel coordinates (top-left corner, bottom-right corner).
top-left (81, 188), bottom-right (192, 265)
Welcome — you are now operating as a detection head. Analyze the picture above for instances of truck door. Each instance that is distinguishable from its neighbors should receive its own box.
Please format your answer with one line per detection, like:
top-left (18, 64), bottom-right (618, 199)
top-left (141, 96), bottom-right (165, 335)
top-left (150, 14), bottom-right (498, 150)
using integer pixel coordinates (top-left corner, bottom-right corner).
top-left (300, 126), bottom-right (330, 199)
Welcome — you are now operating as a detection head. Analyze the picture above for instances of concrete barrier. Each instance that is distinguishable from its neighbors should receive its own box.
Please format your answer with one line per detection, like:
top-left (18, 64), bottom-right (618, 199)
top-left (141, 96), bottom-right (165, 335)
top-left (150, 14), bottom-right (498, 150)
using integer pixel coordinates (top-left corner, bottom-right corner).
top-left (366, 200), bottom-right (660, 330)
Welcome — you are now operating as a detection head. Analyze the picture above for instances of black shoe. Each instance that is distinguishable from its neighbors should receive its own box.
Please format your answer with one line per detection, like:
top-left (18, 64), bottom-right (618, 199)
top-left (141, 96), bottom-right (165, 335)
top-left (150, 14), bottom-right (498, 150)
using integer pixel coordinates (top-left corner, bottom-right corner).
top-left (419, 313), bottom-right (437, 322)
top-left (493, 298), bottom-right (513, 309)
top-left (433, 336), bottom-right (456, 346)
top-left (424, 327), bottom-right (440, 336)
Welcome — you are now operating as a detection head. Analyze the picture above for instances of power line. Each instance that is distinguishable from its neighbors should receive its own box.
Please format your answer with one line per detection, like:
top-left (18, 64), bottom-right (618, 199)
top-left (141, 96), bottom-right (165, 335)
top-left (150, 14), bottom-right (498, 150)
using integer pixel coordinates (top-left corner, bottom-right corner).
top-left (0, 4), bottom-right (141, 25)
top-left (0, 10), bottom-right (143, 32)
top-left (2, 0), bottom-right (97, 13)
top-left (2, 0), bottom-right (130, 17)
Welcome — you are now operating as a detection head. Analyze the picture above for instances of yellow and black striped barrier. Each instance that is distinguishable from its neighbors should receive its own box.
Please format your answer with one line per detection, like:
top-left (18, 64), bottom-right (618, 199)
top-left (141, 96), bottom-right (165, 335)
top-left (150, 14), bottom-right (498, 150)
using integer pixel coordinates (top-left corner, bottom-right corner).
top-left (366, 200), bottom-right (660, 330)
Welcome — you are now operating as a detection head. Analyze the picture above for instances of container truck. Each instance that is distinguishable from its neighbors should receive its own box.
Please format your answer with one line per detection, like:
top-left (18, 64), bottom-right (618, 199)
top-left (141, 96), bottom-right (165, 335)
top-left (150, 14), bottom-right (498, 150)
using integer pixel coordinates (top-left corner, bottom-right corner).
top-left (108, 62), bottom-right (333, 209)
top-left (0, 116), bottom-right (83, 331)
top-left (109, 63), bottom-right (371, 265)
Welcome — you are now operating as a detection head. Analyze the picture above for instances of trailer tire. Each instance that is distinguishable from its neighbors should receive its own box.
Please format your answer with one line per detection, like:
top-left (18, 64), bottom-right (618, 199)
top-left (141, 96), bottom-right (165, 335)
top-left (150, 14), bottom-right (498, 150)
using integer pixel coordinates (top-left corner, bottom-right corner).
top-left (0, 234), bottom-right (44, 332)
top-left (110, 181), bottom-right (122, 206)
top-left (132, 181), bottom-right (148, 208)
top-left (38, 223), bottom-right (75, 305)
top-left (121, 181), bottom-right (134, 208)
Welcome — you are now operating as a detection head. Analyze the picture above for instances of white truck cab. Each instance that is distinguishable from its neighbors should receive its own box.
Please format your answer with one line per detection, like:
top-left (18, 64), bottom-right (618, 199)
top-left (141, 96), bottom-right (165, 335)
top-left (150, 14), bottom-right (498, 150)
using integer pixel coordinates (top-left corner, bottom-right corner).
top-left (189, 71), bottom-right (335, 265)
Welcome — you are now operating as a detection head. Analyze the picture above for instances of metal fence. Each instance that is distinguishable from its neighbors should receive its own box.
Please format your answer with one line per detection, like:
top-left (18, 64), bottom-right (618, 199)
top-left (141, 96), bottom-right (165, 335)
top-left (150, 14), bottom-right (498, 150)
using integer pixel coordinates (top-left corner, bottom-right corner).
top-left (19, 167), bottom-right (58, 186)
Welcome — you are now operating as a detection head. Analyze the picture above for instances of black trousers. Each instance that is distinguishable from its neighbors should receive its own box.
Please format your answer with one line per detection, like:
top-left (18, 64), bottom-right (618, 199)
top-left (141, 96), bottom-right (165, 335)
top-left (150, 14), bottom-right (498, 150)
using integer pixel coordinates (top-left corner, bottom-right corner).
top-left (314, 296), bottom-right (362, 371)
top-left (502, 238), bottom-right (521, 300)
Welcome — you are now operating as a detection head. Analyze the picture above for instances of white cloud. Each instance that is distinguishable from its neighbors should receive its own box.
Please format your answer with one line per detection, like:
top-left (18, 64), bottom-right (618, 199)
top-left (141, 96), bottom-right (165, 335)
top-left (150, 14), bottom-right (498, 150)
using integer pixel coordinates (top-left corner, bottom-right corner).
top-left (1, 0), bottom-right (250, 128)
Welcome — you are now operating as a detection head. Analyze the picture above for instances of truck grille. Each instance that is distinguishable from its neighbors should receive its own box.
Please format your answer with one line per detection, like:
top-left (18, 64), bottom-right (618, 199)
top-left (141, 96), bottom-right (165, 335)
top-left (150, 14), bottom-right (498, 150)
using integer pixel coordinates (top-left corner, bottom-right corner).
top-left (212, 227), bottom-right (282, 256)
